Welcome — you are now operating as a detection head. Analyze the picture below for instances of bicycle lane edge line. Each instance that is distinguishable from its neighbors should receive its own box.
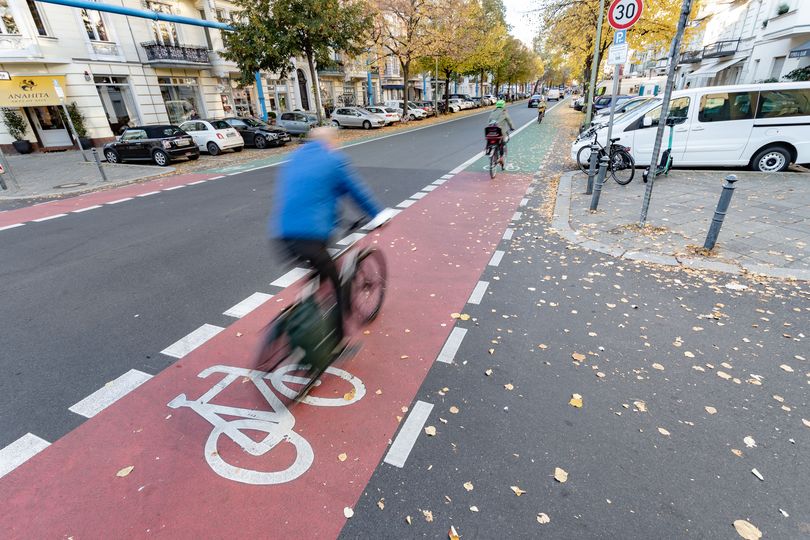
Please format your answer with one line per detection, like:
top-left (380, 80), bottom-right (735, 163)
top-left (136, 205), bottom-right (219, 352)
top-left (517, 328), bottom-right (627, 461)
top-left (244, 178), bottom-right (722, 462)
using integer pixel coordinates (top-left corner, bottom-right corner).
top-left (0, 170), bottom-right (535, 539)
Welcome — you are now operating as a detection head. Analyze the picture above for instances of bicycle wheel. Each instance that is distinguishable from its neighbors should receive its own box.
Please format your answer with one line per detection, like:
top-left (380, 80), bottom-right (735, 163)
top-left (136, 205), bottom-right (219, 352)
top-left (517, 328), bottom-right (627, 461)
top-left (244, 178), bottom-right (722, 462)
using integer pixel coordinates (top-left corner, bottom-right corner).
top-left (349, 248), bottom-right (387, 324)
top-left (576, 145), bottom-right (594, 174)
top-left (489, 147), bottom-right (497, 179)
top-left (254, 313), bottom-right (293, 373)
top-left (609, 148), bottom-right (635, 186)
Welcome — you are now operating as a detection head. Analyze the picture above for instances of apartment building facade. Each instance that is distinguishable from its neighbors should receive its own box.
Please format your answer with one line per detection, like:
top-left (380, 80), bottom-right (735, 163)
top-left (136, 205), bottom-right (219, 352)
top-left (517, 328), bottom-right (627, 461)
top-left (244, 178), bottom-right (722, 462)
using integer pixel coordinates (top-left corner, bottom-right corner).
top-left (0, 0), bottom-right (318, 151)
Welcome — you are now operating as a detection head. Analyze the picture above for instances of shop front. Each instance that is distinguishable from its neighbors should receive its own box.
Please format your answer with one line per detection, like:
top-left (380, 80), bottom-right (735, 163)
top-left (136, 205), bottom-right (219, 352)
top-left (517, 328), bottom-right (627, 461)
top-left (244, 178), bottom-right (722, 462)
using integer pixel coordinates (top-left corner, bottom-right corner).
top-left (94, 76), bottom-right (140, 135)
top-left (0, 74), bottom-right (73, 150)
top-left (157, 76), bottom-right (204, 124)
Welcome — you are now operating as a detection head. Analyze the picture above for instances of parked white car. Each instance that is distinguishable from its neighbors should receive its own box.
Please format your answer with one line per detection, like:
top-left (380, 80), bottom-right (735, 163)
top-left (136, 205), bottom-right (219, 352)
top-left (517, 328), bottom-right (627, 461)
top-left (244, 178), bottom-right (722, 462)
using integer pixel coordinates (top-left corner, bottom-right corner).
top-left (331, 107), bottom-right (386, 129)
top-left (447, 98), bottom-right (464, 113)
top-left (384, 101), bottom-right (427, 120)
top-left (571, 82), bottom-right (810, 172)
top-left (365, 106), bottom-right (401, 125)
top-left (547, 88), bottom-right (561, 101)
top-left (179, 119), bottom-right (244, 155)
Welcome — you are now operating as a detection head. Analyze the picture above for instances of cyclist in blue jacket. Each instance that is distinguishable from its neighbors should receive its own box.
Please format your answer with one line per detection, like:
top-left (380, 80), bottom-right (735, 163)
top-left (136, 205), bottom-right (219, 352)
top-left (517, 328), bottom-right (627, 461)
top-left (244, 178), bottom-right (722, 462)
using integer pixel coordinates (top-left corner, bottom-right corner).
top-left (270, 127), bottom-right (382, 344)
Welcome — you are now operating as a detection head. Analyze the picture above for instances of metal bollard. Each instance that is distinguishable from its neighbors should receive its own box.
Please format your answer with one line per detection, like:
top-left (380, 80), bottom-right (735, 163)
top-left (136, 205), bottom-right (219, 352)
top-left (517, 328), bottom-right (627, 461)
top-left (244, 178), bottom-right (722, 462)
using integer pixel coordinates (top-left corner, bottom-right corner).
top-left (703, 174), bottom-right (738, 250)
top-left (589, 154), bottom-right (610, 211)
top-left (585, 141), bottom-right (598, 195)
top-left (92, 147), bottom-right (108, 182)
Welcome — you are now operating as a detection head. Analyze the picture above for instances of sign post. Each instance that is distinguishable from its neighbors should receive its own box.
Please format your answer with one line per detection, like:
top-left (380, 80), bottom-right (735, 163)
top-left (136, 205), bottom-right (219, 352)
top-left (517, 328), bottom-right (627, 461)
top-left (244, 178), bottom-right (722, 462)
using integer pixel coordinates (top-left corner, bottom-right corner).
top-left (53, 79), bottom-right (88, 163)
top-left (590, 0), bottom-right (641, 211)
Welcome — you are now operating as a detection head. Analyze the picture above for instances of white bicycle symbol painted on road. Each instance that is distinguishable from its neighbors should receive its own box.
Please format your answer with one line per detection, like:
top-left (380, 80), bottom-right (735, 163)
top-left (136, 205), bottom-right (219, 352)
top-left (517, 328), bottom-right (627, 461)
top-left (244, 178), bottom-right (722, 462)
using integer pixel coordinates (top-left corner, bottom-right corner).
top-left (168, 363), bottom-right (365, 485)
top-left (481, 163), bottom-right (520, 171)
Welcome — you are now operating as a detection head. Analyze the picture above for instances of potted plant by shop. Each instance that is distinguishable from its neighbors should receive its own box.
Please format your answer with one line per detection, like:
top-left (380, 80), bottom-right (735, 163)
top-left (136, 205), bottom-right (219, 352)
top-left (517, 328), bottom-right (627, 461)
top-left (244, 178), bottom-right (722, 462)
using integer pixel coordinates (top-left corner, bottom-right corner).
top-left (64, 102), bottom-right (92, 149)
top-left (1, 108), bottom-right (33, 154)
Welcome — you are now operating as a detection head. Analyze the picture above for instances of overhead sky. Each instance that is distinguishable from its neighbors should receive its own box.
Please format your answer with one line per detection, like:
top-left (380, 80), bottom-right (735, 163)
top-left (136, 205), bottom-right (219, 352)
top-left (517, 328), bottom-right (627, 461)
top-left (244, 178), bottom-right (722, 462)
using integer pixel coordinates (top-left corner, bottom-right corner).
top-left (503, 0), bottom-right (538, 49)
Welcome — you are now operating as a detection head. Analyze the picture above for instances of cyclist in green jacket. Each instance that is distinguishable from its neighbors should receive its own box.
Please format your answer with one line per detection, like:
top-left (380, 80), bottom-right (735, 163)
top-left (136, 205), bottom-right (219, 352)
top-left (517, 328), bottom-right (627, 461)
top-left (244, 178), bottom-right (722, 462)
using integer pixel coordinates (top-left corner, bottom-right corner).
top-left (487, 100), bottom-right (515, 165)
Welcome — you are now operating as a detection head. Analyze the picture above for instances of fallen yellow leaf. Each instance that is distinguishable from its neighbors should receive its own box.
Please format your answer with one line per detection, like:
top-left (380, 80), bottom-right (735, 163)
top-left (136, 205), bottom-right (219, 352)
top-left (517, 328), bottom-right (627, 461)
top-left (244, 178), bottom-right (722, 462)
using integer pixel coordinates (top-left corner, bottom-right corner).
top-left (449, 406), bottom-right (459, 414)
top-left (572, 352), bottom-right (586, 362)
top-left (504, 383), bottom-right (514, 390)
top-left (116, 466), bottom-right (134, 478)
top-left (658, 427), bottom-right (671, 436)
top-left (459, 314), bottom-right (470, 321)
top-left (652, 363), bottom-right (665, 371)
top-left (449, 525), bottom-right (460, 540)
top-left (705, 406), bottom-right (717, 415)
top-left (422, 509), bottom-right (433, 522)
top-left (537, 512), bottom-right (550, 524)
top-left (338, 453), bottom-right (347, 462)
top-left (733, 519), bottom-right (762, 540)
top-left (510, 485), bottom-right (526, 496)
top-left (424, 426), bottom-right (437, 436)
top-left (377, 499), bottom-right (385, 510)
top-left (569, 394), bottom-right (583, 408)
top-left (554, 467), bottom-right (568, 483)
top-left (463, 481), bottom-right (474, 491)
top-left (633, 400), bottom-right (647, 412)
top-left (343, 389), bottom-right (356, 401)
top-left (802, 419), bottom-right (810, 428)
top-left (451, 313), bottom-right (461, 319)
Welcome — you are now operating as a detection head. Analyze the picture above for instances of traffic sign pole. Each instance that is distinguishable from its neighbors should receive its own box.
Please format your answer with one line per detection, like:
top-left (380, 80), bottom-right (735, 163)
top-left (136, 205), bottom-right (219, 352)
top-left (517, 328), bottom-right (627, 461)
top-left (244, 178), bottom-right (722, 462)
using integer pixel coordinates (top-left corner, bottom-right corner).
top-left (584, 0), bottom-right (606, 129)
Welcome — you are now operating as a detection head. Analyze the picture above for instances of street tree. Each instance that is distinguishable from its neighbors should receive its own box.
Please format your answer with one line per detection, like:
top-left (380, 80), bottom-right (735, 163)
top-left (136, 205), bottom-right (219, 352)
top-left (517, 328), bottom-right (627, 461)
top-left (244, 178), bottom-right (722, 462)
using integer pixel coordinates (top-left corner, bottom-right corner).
top-left (459, 0), bottom-right (510, 101)
top-left (223, 0), bottom-right (372, 124)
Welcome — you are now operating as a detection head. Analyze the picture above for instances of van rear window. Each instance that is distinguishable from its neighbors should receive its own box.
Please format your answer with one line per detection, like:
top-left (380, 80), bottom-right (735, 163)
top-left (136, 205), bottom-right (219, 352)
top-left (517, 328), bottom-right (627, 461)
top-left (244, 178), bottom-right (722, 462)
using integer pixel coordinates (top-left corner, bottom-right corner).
top-left (757, 89), bottom-right (810, 119)
top-left (698, 92), bottom-right (756, 123)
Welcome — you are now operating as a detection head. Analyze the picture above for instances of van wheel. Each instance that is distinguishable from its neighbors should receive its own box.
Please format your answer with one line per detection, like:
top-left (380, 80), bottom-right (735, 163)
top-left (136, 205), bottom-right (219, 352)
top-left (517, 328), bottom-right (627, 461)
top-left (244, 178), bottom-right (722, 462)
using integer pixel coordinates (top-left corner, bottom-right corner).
top-left (751, 145), bottom-right (790, 173)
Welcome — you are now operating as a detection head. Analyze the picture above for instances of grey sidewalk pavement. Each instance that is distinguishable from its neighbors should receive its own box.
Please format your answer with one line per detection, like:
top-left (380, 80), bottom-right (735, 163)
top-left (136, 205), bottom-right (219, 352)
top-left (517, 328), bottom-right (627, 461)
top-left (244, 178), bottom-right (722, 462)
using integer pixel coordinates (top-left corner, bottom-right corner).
top-left (0, 150), bottom-right (174, 200)
top-left (552, 169), bottom-right (810, 281)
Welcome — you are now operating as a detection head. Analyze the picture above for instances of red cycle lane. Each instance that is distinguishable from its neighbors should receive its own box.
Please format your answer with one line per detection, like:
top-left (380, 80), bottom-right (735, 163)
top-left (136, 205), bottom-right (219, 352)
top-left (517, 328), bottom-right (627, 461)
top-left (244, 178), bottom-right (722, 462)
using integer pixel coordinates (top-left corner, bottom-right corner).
top-left (0, 172), bottom-right (219, 228)
top-left (0, 171), bottom-right (532, 539)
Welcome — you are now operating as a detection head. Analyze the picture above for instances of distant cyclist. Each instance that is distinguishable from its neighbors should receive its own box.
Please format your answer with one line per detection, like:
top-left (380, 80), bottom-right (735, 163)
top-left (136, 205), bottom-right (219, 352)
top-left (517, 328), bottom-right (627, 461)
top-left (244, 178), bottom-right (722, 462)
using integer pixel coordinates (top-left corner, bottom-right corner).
top-left (269, 127), bottom-right (382, 346)
top-left (487, 100), bottom-right (515, 165)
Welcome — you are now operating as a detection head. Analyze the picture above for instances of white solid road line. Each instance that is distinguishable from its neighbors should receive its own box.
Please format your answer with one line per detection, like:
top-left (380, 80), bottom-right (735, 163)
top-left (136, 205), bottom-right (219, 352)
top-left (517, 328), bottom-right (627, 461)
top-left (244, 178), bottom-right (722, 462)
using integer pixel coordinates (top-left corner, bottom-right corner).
top-left (436, 327), bottom-right (468, 364)
top-left (163, 185), bottom-right (185, 191)
top-left (337, 232), bottom-right (366, 246)
top-left (489, 250), bottom-right (505, 267)
top-left (0, 433), bottom-right (50, 479)
top-left (32, 214), bottom-right (67, 222)
top-left (106, 197), bottom-right (133, 204)
top-left (68, 369), bottom-right (153, 418)
top-left (224, 292), bottom-right (274, 318)
top-left (137, 191), bottom-right (160, 197)
top-left (0, 223), bottom-right (25, 232)
top-left (271, 267), bottom-right (310, 288)
top-left (384, 400), bottom-right (434, 468)
top-left (72, 205), bottom-right (103, 213)
top-left (161, 323), bottom-right (224, 359)
top-left (396, 199), bottom-right (416, 209)
top-left (410, 191), bottom-right (427, 200)
top-left (503, 228), bottom-right (514, 240)
top-left (468, 281), bottom-right (489, 305)
top-left (512, 212), bottom-right (523, 221)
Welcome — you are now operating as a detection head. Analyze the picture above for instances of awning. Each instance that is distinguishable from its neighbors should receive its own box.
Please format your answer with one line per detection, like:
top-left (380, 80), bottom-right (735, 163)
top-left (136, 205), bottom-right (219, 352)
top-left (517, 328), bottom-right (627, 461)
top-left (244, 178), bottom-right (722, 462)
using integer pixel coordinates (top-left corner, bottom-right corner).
top-left (0, 75), bottom-right (67, 107)
top-left (381, 84), bottom-right (404, 90)
top-left (688, 57), bottom-right (744, 78)
top-left (789, 40), bottom-right (810, 59)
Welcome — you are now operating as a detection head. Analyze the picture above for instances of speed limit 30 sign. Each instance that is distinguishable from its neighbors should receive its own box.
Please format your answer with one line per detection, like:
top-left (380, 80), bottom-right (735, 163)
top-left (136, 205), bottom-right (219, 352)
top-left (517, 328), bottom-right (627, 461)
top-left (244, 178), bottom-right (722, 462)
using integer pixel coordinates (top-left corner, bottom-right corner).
top-left (608, 0), bottom-right (643, 30)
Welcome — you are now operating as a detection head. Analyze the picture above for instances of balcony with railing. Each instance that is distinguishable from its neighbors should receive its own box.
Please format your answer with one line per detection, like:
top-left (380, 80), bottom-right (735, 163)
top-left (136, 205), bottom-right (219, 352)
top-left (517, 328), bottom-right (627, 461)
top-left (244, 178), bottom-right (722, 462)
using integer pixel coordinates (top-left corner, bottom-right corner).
top-left (678, 50), bottom-right (703, 64)
top-left (702, 39), bottom-right (739, 59)
top-left (141, 42), bottom-right (211, 67)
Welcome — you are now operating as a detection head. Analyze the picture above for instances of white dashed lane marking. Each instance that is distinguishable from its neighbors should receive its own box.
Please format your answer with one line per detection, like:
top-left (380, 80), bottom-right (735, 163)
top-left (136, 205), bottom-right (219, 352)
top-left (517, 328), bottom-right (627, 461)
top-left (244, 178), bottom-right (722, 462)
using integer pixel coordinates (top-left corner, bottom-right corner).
top-left (432, 179), bottom-right (447, 185)
top-left (384, 400), bottom-right (434, 468)
top-left (0, 433), bottom-right (50, 479)
top-left (223, 292), bottom-right (274, 318)
top-left (137, 191), bottom-right (160, 197)
top-left (436, 327), bottom-right (468, 364)
top-left (163, 185), bottom-right (185, 191)
top-left (0, 223), bottom-right (25, 232)
top-left (519, 198), bottom-right (528, 207)
top-left (503, 228), bottom-right (514, 240)
top-left (271, 267), bottom-right (310, 288)
top-left (32, 214), bottom-right (67, 222)
top-left (161, 324), bottom-right (224, 359)
top-left (337, 232), bottom-right (366, 246)
top-left (72, 205), bottom-right (103, 213)
top-left (397, 199), bottom-right (416, 209)
top-left (69, 369), bottom-right (153, 418)
top-left (187, 180), bottom-right (207, 185)
top-left (410, 192), bottom-right (427, 200)
top-left (106, 197), bottom-right (133, 205)
top-left (467, 281), bottom-right (489, 305)
top-left (512, 212), bottom-right (522, 221)
top-left (489, 250), bottom-right (505, 267)
top-left (422, 185), bottom-right (437, 192)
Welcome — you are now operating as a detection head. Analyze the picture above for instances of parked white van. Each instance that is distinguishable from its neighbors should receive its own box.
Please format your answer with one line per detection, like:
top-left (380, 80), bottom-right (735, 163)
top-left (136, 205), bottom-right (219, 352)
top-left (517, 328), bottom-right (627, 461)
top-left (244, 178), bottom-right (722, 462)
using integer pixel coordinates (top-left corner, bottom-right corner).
top-left (571, 82), bottom-right (810, 172)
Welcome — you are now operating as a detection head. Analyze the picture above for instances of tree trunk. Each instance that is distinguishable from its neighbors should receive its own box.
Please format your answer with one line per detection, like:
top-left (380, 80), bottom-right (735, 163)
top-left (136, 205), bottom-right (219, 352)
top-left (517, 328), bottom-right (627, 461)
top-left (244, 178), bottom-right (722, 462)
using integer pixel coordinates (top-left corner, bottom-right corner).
top-left (443, 68), bottom-right (452, 113)
top-left (480, 69), bottom-right (485, 96)
top-left (401, 59), bottom-right (410, 122)
top-left (305, 49), bottom-right (324, 125)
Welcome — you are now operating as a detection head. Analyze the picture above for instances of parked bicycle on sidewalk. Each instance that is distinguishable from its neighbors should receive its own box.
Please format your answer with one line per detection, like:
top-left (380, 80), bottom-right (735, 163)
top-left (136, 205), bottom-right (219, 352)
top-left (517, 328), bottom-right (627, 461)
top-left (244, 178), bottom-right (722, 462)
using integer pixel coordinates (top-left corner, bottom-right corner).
top-left (575, 132), bottom-right (636, 185)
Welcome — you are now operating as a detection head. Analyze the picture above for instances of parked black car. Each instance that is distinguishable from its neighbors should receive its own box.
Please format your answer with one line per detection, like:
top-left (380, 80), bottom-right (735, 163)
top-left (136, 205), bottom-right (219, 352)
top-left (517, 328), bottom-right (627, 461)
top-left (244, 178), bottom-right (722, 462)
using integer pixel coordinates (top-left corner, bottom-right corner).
top-left (222, 116), bottom-right (291, 149)
top-left (103, 125), bottom-right (198, 166)
top-left (528, 94), bottom-right (544, 108)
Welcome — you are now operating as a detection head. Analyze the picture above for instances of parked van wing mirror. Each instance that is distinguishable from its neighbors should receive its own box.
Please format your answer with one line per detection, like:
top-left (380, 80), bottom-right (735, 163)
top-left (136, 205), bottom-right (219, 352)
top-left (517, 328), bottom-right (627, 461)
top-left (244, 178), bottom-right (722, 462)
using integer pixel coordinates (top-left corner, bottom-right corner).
top-left (642, 116), bottom-right (653, 128)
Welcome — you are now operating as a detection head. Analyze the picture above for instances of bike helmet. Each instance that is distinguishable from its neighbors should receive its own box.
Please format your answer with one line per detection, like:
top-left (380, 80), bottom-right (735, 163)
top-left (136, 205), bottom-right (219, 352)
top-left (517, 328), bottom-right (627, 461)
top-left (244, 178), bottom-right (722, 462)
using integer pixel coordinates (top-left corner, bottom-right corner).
top-left (495, 99), bottom-right (505, 108)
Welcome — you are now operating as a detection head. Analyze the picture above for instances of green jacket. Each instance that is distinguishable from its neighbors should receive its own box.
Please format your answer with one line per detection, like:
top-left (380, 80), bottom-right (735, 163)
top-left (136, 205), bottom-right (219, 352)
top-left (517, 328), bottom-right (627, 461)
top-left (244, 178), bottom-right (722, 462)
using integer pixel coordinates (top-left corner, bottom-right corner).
top-left (487, 108), bottom-right (515, 133)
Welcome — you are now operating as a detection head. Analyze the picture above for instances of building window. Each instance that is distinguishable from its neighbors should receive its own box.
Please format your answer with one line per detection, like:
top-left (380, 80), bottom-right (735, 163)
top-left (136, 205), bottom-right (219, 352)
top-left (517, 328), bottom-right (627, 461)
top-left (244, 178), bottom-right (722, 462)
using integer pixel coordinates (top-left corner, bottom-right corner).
top-left (147, 1), bottom-right (178, 46)
top-left (0, 0), bottom-right (20, 34)
top-left (95, 76), bottom-right (140, 135)
top-left (25, 0), bottom-right (48, 36)
top-left (770, 56), bottom-right (786, 80)
top-left (158, 76), bottom-right (203, 124)
top-left (199, 10), bottom-right (212, 50)
top-left (81, 8), bottom-right (109, 41)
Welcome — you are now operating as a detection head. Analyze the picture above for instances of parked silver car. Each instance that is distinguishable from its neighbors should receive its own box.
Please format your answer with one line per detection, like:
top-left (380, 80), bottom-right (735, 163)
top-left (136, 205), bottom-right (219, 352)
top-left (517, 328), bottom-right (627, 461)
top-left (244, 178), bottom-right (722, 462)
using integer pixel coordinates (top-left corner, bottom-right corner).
top-left (276, 111), bottom-right (316, 135)
top-left (331, 107), bottom-right (386, 129)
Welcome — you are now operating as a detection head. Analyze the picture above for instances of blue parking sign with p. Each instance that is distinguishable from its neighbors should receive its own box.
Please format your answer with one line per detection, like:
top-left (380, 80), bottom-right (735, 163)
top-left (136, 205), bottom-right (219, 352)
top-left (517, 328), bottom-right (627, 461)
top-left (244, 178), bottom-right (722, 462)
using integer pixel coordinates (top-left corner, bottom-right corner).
top-left (614, 29), bottom-right (626, 46)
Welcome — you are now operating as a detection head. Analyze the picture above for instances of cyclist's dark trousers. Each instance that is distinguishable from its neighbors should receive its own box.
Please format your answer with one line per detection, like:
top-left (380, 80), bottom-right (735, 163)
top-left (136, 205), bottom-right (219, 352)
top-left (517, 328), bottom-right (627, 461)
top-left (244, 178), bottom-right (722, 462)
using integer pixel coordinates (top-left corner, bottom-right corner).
top-left (281, 238), bottom-right (344, 342)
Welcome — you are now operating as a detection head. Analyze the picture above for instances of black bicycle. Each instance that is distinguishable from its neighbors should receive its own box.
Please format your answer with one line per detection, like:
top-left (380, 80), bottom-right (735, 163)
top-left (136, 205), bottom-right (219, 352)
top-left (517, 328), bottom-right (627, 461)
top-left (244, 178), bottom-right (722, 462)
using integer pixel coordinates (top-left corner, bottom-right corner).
top-left (485, 124), bottom-right (506, 179)
top-left (576, 134), bottom-right (636, 185)
top-left (254, 218), bottom-right (387, 401)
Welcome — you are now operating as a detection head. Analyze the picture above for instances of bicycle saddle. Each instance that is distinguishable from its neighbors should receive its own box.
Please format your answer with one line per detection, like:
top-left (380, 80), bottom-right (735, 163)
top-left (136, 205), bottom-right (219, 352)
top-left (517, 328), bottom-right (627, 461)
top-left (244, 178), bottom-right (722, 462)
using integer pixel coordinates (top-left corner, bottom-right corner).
top-left (610, 137), bottom-right (620, 143)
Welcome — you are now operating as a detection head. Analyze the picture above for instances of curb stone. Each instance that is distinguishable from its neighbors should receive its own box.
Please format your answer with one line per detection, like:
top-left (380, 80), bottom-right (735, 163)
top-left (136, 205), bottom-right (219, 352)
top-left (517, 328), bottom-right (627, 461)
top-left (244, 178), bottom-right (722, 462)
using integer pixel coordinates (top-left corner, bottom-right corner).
top-left (552, 170), bottom-right (810, 282)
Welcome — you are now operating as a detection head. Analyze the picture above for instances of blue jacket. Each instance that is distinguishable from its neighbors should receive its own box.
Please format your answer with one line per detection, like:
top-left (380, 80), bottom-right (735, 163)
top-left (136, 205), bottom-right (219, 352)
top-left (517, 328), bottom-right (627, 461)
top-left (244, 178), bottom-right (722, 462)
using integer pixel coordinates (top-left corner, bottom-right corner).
top-left (269, 140), bottom-right (381, 241)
